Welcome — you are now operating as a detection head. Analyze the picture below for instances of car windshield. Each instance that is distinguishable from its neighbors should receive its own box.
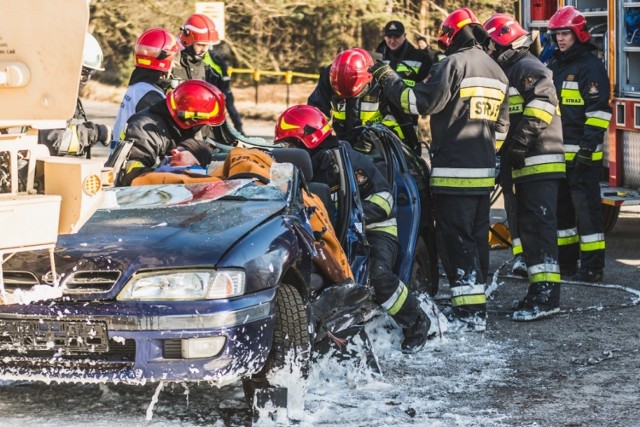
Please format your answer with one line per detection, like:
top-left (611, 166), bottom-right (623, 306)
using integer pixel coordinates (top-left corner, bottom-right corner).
top-left (101, 162), bottom-right (296, 211)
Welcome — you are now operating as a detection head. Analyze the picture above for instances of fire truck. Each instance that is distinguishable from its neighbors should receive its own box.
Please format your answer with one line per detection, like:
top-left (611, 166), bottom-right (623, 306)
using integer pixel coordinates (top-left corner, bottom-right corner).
top-left (517, 0), bottom-right (640, 231)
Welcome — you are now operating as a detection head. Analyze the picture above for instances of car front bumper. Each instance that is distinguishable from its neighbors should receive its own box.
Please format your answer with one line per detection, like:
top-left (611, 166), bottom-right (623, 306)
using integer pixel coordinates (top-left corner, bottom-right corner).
top-left (0, 288), bottom-right (276, 384)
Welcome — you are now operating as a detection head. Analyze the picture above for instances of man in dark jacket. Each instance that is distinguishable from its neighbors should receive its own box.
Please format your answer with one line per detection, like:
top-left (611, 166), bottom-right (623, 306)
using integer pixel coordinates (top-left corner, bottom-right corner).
top-left (121, 80), bottom-right (224, 186)
top-left (274, 104), bottom-right (438, 354)
top-left (484, 14), bottom-right (565, 321)
top-left (171, 14), bottom-right (244, 135)
top-left (376, 21), bottom-right (435, 146)
top-left (371, 8), bottom-right (510, 332)
top-left (547, 6), bottom-right (611, 283)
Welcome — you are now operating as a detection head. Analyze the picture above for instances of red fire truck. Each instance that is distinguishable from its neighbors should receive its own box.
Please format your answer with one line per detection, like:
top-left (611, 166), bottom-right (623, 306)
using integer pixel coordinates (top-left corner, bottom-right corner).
top-left (517, 0), bottom-right (640, 231)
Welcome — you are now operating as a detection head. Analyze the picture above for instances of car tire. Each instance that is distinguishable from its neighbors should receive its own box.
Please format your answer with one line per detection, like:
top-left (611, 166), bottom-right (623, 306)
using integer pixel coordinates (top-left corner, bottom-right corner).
top-left (242, 283), bottom-right (310, 415)
top-left (409, 236), bottom-right (439, 297)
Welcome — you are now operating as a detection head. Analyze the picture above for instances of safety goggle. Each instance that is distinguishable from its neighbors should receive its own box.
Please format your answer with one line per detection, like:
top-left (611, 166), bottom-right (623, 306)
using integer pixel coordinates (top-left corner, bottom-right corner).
top-left (177, 110), bottom-right (217, 125)
top-left (80, 67), bottom-right (97, 85)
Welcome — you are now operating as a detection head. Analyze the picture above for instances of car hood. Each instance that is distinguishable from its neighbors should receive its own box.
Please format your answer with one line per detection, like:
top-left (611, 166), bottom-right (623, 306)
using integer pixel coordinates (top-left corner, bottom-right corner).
top-left (6, 182), bottom-right (288, 280)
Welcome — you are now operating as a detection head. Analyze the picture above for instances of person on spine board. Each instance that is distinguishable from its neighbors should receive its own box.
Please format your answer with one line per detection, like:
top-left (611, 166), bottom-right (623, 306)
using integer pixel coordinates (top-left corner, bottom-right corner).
top-left (274, 104), bottom-right (439, 354)
top-left (120, 80), bottom-right (223, 186)
top-left (484, 14), bottom-right (565, 321)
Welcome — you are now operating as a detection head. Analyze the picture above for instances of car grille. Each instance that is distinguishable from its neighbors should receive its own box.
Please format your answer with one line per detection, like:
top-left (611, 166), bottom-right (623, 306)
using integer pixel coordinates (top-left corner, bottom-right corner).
top-left (1, 270), bottom-right (120, 294)
top-left (62, 270), bottom-right (121, 294)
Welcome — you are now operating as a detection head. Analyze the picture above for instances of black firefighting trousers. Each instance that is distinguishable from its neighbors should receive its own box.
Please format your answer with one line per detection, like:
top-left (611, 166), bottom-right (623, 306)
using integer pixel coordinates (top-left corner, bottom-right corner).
top-left (433, 193), bottom-right (489, 317)
top-left (368, 232), bottom-right (419, 328)
top-left (557, 163), bottom-right (605, 272)
top-left (515, 178), bottom-right (561, 305)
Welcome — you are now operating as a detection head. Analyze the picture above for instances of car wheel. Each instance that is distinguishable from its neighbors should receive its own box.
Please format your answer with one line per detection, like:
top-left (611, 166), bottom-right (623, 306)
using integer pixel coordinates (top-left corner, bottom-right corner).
top-left (409, 236), bottom-right (438, 297)
top-left (242, 283), bottom-right (310, 416)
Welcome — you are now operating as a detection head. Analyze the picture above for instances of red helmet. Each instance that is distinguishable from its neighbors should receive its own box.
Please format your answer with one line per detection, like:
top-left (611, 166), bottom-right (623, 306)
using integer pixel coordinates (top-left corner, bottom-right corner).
top-left (329, 48), bottom-right (374, 98)
top-left (135, 28), bottom-right (182, 71)
top-left (483, 14), bottom-right (528, 47)
top-left (166, 80), bottom-right (226, 129)
top-left (273, 105), bottom-right (332, 149)
top-left (438, 7), bottom-right (480, 50)
top-left (179, 14), bottom-right (220, 47)
top-left (548, 6), bottom-right (590, 43)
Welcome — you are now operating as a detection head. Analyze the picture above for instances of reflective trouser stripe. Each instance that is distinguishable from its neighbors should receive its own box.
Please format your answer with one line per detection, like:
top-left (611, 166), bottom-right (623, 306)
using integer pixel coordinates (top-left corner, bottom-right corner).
top-left (580, 233), bottom-right (605, 252)
top-left (512, 238), bottom-right (523, 256)
top-left (558, 227), bottom-right (579, 246)
top-left (366, 225), bottom-right (398, 237)
top-left (451, 284), bottom-right (487, 307)
top-left (381, 281), bottom-right (409, 316)
top-left (528, 263), bottom-right (561, 284)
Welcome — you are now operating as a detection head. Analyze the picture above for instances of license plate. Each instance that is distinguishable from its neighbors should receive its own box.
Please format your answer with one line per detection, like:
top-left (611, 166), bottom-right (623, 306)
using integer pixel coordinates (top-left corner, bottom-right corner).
top-left (0, 319), bottom-right (109, 353)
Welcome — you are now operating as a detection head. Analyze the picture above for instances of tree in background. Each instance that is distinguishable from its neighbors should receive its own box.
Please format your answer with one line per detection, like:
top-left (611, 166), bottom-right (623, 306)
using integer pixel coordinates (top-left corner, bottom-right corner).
top-left (89, 0), bottom-right (512, 86)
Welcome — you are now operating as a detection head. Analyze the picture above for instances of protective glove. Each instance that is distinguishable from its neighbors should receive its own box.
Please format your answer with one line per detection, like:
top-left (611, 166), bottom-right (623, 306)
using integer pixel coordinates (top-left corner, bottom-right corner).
top-left (575, 147), bottom-right (594, 170)
top-left (507, 141), bottom-right (528, 170)
top-left (368, 61), bottom-right (401, 88)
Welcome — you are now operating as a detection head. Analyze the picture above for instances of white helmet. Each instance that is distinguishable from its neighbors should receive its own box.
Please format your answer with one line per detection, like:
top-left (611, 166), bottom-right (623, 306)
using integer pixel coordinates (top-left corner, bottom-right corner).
top-left (83, 33), bottom-right (104, 71)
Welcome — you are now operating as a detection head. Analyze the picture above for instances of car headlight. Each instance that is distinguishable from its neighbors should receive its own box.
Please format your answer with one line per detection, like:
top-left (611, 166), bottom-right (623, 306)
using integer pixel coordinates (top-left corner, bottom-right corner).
top-left (117, 269), bottom-right (245, 301)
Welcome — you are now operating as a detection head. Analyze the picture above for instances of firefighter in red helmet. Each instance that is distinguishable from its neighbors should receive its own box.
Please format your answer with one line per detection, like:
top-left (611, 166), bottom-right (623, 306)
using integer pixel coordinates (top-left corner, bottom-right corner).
top-left (307, 48), bottom-right (413, 152)
top-left (274, 105), bottom-right (439, 354)
top-left (112, 28), bottom-right (182, 142)
top-left (120, 80), bottom-right (225, 185)
top-left (171, 14), bottom-right (245, 136)
top-left (370, 7), bottom-right (510, 332)
top-left (547, 6), bottom-right (611, 283)
top-left (483, 13), bottom-right (566, 321)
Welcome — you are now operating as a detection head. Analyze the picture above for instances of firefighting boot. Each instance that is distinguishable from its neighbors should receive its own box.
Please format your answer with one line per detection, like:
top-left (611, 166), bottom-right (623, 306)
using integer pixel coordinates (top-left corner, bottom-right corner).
top-left (571, 268), bottom-right (603, 283)
top-left (512, 282), bottom-right (561, 322)
top-left (401, 309), bottom-right (435, 354)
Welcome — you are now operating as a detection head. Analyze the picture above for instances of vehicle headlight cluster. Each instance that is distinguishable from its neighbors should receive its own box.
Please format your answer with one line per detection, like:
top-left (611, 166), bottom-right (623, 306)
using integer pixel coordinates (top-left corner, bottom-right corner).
top-left (117, 269), bottom-right (245, 301)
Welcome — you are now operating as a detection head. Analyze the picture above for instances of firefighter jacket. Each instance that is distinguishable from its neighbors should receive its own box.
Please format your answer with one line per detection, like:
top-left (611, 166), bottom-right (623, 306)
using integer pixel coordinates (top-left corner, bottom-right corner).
top-left (122, 101), bottom-right (203, 184)
top-left (309, 136), bottom-right (398, 238)
top-left (172, 48), bottom-right (227, 90)
top-left (548, 43), bottom-right (612, 165)
top-left (375, 39), bottom-right (433, 88)
top-left (381, 44), bottom-right (510, 195)
top-left (497, 49), bottom-right (565, 183)
top-left (203, 51), bottom-right (231, 91)
top-left (307, 67), bottom-right (402, 142)
top-left (172, 49), bottom-right (208, 82)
